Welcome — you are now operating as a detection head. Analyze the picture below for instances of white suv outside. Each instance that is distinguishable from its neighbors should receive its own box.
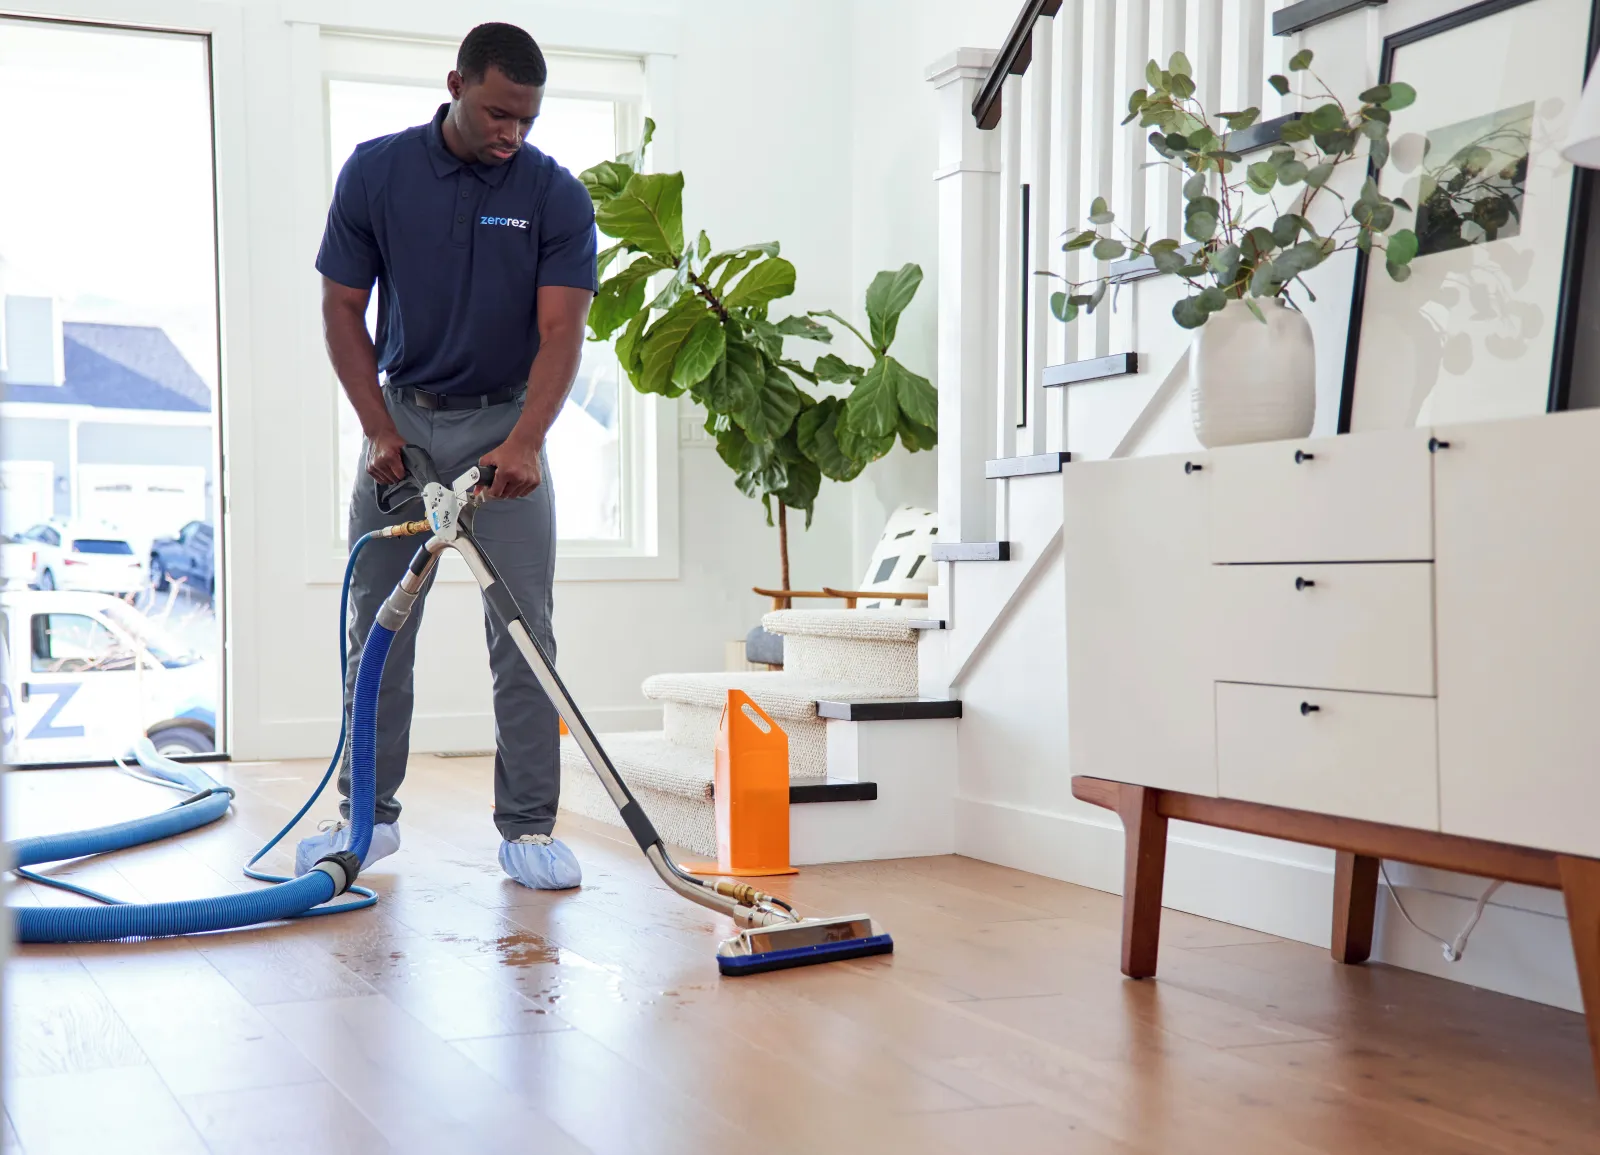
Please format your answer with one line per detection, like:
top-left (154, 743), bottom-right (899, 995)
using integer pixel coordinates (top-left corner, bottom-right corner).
top-left (15, 520), bottom-right (146, 595)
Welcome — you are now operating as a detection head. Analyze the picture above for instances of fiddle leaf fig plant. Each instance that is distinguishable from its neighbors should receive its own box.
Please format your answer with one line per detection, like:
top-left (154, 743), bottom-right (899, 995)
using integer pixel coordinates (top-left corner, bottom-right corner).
top-left (580, 120), bottom-right (936, 588)
top-left (1048, 50), bottom-right (1420, 329)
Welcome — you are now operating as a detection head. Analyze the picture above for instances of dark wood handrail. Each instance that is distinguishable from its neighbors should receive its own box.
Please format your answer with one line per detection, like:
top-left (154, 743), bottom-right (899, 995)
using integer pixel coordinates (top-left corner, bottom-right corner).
top-left (972, 0), bottom-right (1063, 129)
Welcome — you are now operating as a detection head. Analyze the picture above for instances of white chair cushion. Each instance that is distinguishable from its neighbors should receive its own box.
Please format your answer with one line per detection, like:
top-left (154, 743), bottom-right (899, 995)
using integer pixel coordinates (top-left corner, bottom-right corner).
top-left (856, 505), bottom-right (937, 608)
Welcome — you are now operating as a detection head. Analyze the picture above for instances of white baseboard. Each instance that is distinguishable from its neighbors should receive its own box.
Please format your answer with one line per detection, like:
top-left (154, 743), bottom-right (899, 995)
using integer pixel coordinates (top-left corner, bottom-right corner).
top-left (955, 796), bottom-right (1583, 1013)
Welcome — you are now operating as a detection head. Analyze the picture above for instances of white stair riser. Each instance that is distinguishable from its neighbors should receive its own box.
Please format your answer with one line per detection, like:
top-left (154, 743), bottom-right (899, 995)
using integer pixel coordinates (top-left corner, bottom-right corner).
top-left (780, 633), bottom-right (919, 693)
top-left (661, 700), bottom-right (828, 780)
top-left (558, 718), bottom-right (959, 864)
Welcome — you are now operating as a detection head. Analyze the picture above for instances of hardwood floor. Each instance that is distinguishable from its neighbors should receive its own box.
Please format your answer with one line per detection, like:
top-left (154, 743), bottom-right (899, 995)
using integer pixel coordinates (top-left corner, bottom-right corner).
top-left (6, 756), bottom-right (1598, 1154)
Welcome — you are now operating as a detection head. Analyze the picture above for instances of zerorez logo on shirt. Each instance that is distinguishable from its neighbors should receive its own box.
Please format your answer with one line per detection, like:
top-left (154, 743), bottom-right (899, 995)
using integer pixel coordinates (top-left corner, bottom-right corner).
top-left (480, 215), bottom-right (530, 229)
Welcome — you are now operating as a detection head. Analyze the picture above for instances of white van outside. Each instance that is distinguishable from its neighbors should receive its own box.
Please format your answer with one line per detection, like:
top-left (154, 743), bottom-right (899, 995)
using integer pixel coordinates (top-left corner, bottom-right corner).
top-left (0, 589), bottom-right (217, 765)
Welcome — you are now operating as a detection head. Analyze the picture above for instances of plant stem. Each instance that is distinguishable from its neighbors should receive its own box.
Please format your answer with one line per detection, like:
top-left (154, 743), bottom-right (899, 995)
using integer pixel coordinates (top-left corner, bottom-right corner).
top-left (777, 502), bottom-right (791, 595)
top-left (687, 270), bottom-right (730, 322)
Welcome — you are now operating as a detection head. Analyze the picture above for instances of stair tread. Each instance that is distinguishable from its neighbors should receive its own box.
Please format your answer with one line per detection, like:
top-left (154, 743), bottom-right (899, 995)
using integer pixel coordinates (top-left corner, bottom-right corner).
top-left (560, 731), bottom-right (826, 801)
top-left (642, 671), bottom-right (879, 719)
top-left (761, 609), bottom-right (925, 643)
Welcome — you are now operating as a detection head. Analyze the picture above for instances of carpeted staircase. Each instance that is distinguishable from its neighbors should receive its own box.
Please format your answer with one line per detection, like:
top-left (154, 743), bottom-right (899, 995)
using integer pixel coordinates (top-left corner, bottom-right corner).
top-left (558, 609), bottom-right (921, 857)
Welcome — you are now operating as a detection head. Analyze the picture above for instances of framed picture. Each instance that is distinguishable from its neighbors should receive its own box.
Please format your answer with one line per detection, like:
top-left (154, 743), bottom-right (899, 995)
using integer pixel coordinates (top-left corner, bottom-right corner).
top-left (1339, 0), bottom-right (1600, 432)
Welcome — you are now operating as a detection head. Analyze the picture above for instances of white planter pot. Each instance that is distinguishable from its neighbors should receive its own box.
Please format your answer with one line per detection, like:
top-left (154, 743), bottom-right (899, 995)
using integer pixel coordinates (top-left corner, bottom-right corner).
top-left (1190, 297), bottom-right (1316, 448)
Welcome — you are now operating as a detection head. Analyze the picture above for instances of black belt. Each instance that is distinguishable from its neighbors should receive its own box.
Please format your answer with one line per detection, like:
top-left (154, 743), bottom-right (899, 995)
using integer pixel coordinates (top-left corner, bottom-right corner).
top-left (395, 386), bottom-right (520, 411)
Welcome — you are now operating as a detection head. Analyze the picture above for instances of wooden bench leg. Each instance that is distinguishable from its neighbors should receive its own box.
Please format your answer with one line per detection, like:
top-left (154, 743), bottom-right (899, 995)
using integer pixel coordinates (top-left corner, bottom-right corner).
top-left (1117, 785), bottom-right (1168, 979)
top-left (1331, 851), bottom-right (1380, 965)
top-left (1557, 855), bottom-right (1600, 1091)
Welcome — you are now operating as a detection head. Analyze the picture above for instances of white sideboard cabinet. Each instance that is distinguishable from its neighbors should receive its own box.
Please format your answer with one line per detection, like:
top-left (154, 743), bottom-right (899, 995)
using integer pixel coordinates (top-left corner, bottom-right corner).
top-left (1062, 409), bottom-right (1600, 1090)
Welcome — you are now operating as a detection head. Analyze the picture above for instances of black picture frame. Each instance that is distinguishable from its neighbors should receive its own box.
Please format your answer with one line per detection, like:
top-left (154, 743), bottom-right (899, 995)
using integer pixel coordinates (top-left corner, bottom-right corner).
top-left (1337, 0), bottom-right (1600, 432)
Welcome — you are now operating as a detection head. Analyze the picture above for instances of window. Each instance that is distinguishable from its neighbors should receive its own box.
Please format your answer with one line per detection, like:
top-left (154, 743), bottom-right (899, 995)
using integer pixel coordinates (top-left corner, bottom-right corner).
top-left (31, 614), bottom-right (135, 674)
top-left (320, 36), bottom-right (646, 550)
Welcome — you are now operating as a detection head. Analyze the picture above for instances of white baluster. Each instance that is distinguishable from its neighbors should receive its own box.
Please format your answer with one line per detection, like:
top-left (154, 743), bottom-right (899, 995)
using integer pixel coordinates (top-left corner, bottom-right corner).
top-left (1151, 0), bottom-right (1188, 240)
top-left (1085, 0), bottom-right (1117, 360)
top-left (995, 70), bottom-right (1024, 516)
top-left (1024, 16), bottom-right (1054, 456)
top-left (1052, 1), bottom-right (1085, 447)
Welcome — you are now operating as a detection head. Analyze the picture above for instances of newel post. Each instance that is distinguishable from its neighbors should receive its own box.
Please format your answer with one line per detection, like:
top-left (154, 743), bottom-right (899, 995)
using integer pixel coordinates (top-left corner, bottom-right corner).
top-left (925, 49), bottom-right (1000, 561)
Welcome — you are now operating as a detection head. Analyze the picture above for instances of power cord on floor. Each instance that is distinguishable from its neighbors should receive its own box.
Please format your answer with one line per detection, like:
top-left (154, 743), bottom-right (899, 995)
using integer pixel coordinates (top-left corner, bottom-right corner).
top-left (1380, 861), bottom-right (1503, 963)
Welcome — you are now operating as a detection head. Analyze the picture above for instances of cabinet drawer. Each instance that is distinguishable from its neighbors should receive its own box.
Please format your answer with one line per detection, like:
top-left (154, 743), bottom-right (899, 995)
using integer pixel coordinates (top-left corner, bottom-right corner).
top-left (1212, 563), bottom-right (1435, 695)
top-left (1216, 683), bottom-right (1438, 829)
top-left (1209, 428), bottom-right (1433, 563)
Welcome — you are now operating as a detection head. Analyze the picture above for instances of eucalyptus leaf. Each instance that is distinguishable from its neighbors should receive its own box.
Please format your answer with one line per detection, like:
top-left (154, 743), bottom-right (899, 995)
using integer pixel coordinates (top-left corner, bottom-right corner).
top-left (1305, 162), bottom-right (1336, 188)
top-left (1152, 246), bottom-right (1188, 275)
top-left (1268, 74), bottom-right (1290, 97)
top-left (1093, 237), bottom-right (1127, 261)
top-left (1173, 294), bottom-right (1211, 329)
top-left (1170, 73), bottom-right (1196, 99)
top-left (1063, 230), bottom-right (1099, 252)
top-left (1359, 84), bottom-right (1391, 105)
top-left (1306, 104), bottom-right (1344, 133)
top-left (1247, 161), bottom-right (1276, 192)
top-left (1245, 298), bottom-right (1266, 323)
top-left (1384, 82), bottom-right (1417, 111)
top-left (1051, 291), bottom-right (1077, 322)
top-left (1277, 159), bottom-right (1309, 185)
top-left (1387, 228), bottom-right (1419, 265)
top-left (1289, 49), bottom-right (1314, 71)
top-left (1224, 107), bottom-right (1261, 130)
top-left (1169, 50), bottom-right (1192, 77)
top-left (1279, 118), bottom-right (1312, 142)
top-left (1386, 260), bottom-right (1413, 282)
top-left (1185, 211), bottom-right (1218, 242)
top-left (1088, 196), bottom-right (1115, 225)
top-left (1198, 285), bottom-right (1228, 313)
top-left (1183, 172), bottom-right (1207, 199)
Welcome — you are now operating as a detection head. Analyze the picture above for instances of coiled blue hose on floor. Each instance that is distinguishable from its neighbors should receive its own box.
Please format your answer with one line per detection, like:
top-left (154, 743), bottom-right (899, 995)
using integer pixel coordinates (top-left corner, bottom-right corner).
top-left (9, 532), bottom-right (391, 943)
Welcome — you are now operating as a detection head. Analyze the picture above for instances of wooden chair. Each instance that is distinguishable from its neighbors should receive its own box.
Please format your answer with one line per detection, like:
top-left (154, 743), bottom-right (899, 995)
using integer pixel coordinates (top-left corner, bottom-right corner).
top-left (752, 586), bottom-right (930, 610)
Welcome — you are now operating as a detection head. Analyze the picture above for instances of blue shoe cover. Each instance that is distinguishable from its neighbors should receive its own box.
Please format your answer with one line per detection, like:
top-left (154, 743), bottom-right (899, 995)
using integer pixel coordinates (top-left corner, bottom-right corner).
top-left (499, 834), bottom-right (582, 890)
top-left (293, 819), bottom-right (400, 876)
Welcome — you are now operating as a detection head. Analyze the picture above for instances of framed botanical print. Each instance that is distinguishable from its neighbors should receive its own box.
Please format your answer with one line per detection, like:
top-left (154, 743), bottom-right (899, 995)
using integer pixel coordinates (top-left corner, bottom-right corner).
top-left (1339, 0), bottom-right (1600, 432)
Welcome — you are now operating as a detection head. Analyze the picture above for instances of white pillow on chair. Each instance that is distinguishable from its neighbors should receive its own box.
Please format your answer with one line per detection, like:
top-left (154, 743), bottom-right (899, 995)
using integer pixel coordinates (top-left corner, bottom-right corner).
top-left (856, 505), bottom-right (937, 608)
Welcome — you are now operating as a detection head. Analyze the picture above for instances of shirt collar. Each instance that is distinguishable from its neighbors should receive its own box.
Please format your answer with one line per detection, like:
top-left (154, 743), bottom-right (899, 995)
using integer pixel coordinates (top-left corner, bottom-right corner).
top-left (425, 104), bottom-right (516, 187)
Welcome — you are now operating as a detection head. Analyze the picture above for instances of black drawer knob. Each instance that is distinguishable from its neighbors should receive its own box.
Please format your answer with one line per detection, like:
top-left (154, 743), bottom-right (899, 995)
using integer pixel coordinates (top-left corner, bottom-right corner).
top-left (1295, 576), bottom-right (1315, 590)
top-left (1428, 437), bottom-right (1450, 453)
top-left (1185, 460), bottom-right (1203, 474)
top-left (1300, 701), bottom-right (1320, 716)
top-left (1294, 449), bottom-right (1315, 464)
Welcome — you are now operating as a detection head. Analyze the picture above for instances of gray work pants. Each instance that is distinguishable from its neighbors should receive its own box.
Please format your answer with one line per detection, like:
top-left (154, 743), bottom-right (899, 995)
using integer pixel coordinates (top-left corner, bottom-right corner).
top-left (337, 387), bottom-right (560, 839)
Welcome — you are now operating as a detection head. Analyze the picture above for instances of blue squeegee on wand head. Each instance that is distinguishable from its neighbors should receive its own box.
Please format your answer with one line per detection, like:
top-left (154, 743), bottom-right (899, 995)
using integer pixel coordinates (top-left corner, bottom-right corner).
top-left (376, 451), bottom-right (893, 976)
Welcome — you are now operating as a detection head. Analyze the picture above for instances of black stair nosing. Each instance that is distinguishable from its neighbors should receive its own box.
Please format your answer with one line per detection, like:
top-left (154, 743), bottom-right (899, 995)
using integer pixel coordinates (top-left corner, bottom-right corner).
top-left (986, 451), bottom-right (1072, 479)
top-left (815, 697), bottom-right (964, 722)
top-left (931, 541), bottom-right (1010, 563)
top-left (1272, 0), bottom-right (1384, 35)
top-left (1043, 353), bottom-right (1138, 388)
top-left (790, 778), bottom-right (878, 803)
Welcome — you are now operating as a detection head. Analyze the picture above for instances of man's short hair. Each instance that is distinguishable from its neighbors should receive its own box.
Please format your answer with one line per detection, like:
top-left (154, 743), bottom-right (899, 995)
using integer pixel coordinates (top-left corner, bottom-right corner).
top-left (457, 22), bottom-right (547, 87)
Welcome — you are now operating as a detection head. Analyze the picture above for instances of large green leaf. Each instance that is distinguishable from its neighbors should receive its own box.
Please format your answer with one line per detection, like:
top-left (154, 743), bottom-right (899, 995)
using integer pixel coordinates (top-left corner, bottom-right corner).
top-left (774, 314), bottom-right (832, 342)
top-left (706, 243), bottom-right (781, 292)
top-left (614, 307), bottom-right (649, 386)
top-left (890, 356), bottom-right (937, 430)
top-left (579, 160), bottom-right (634, 206)
top-left (589, 256), bottom-right (668, 340)
top-left (672, 316), bottom-right (726, 390)
top-left (814, 353), bottom-right (864, 383)
top-left (835, 413), bottom-right (896, 463)
top-left (771, 454), bottom-right (821, 517)
top-left (797, 397), bottom-right (866, 482)
top-left (636, 299), bottom-right (706, 396)
top-left (724, 256), bottom-right (797, 309)
top-left (594, 172), bottom-right (685, 259)
top-left (898, 412), bottom-right (938, 452)
top-left (864, 264), bottom-right (924, 352)
top-left (843, 356), bottom-right (902, 439)
top-left (733, 360), bottom-right (804, 442)
top-left (699, 337), bottom-right (762, 416)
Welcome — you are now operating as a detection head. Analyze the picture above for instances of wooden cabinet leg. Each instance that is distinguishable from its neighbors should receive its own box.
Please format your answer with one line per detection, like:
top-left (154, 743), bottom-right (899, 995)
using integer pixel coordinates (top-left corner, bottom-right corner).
top-left (1331, 851), bottom-right (1380, 965)
top-left (1557, 855), bottom-right (1600, 1092)
top-left (1117, 785), bottom-right (1169, 979)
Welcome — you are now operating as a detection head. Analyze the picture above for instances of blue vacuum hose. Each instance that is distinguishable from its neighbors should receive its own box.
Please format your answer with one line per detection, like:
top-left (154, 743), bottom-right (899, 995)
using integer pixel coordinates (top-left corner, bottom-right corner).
top-left (10, 534), bottom-right (392, 943)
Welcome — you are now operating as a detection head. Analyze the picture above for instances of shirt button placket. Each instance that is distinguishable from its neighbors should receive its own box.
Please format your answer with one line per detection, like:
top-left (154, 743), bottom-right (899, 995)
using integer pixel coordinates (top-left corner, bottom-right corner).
top-left (453, 175), bottom-right (473, 245)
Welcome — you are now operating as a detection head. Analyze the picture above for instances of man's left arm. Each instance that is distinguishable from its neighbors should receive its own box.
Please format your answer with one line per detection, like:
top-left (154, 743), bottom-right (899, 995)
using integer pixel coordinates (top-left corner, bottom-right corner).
top-left (479, 285), bottom-right (593, 499)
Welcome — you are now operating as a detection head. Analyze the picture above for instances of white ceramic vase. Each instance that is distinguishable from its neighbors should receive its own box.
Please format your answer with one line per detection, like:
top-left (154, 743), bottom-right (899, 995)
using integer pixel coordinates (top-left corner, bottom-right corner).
top-left (1190, 296), bottom-right (1316, 448)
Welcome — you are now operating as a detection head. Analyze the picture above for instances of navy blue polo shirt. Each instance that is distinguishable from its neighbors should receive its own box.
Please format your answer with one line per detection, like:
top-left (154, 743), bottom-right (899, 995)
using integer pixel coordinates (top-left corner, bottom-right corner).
top-left (316, 104), bottom-right (598, 397)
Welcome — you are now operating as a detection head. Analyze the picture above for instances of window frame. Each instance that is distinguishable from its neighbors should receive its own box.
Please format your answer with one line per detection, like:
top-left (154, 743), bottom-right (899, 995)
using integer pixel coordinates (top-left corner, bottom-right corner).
top-left (307, 30), bottom-right (679, 585)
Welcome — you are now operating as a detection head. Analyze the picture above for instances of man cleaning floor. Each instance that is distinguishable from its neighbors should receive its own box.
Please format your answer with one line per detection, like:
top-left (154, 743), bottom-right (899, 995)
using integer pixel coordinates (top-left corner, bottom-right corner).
top-left (296, 21), bottom-right (596, 890)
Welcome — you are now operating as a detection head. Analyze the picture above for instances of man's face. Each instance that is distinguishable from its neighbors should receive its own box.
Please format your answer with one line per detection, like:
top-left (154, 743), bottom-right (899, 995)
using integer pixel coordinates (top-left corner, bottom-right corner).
top-left (446, 66), bottom-right (543, 165)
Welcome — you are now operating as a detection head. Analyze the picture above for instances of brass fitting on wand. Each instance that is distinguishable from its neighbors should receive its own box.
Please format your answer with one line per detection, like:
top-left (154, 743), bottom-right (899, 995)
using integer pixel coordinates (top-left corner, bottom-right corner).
top-left (376, 519), bottom-right (431, 539)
